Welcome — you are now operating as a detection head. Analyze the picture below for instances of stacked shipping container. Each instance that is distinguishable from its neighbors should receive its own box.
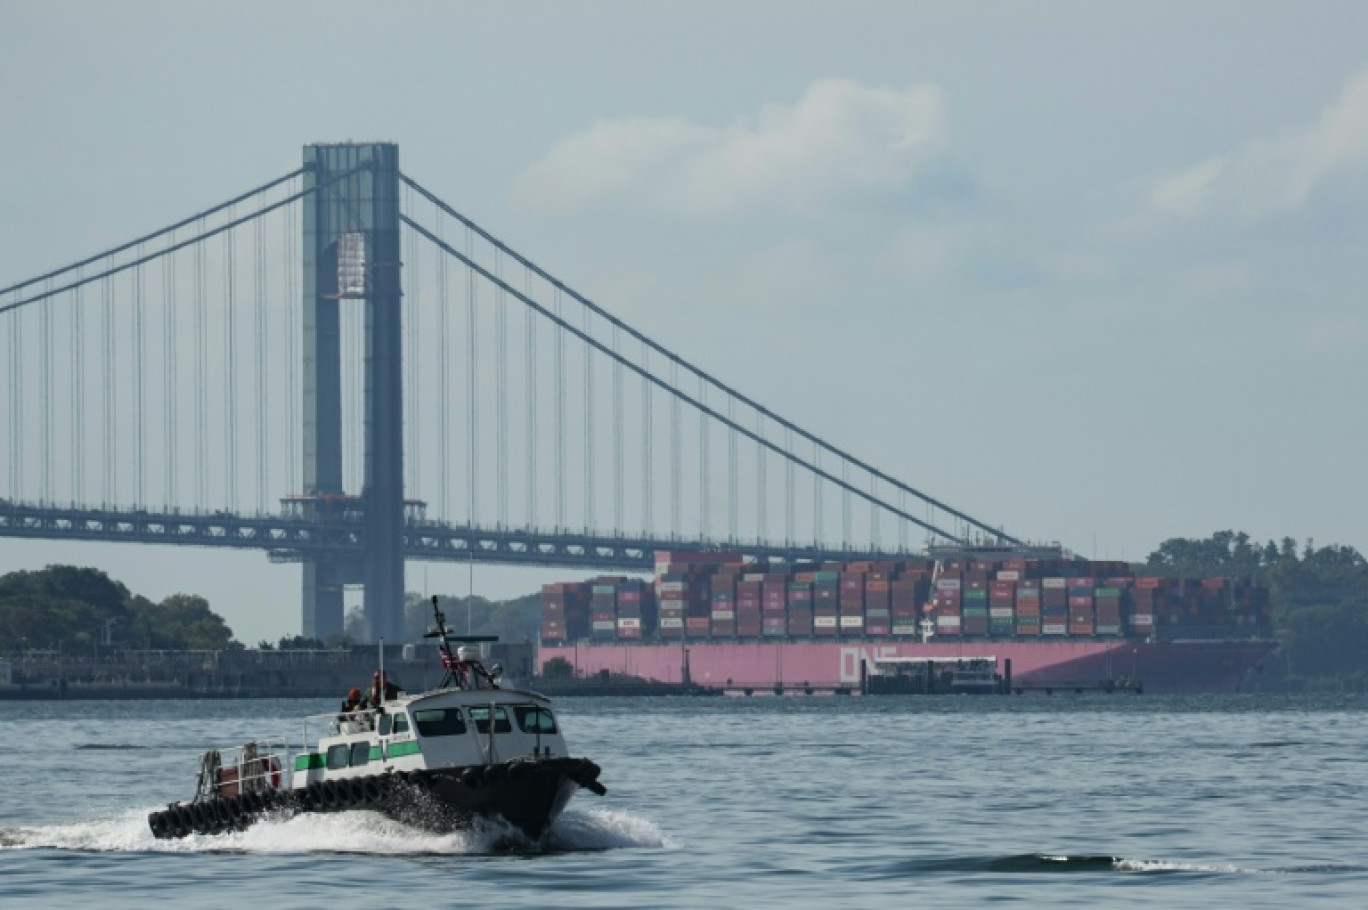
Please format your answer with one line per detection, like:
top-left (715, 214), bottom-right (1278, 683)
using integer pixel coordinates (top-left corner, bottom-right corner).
top-left (541, 555), bottom-right (1273, 646)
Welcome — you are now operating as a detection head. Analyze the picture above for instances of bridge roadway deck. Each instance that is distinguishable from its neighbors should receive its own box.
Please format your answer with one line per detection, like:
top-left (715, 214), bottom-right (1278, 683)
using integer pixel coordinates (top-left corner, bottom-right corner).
top-left (0, 501), bottom-right (910, 571)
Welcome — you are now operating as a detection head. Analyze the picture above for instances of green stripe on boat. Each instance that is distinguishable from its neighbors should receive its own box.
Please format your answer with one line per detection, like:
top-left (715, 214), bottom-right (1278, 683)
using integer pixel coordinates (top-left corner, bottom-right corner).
top-left (295, 753), bottom-right (326, 771)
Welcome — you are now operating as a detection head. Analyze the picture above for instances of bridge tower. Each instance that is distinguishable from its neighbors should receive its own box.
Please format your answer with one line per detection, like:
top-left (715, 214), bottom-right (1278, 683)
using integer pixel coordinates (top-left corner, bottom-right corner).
top-left (300, 142), bottom-right (405, 642)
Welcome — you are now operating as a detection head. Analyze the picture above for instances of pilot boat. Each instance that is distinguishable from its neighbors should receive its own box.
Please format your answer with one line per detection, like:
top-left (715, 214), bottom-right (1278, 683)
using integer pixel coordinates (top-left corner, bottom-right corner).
top-left (147, 597), bottom-right (606, 841)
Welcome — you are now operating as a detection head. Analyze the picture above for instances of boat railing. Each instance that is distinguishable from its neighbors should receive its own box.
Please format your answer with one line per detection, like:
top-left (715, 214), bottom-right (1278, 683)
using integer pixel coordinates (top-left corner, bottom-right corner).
top-left (301, 707), bottom-right (383, 746)
top-left (194, 739), bottom-right (292, 802)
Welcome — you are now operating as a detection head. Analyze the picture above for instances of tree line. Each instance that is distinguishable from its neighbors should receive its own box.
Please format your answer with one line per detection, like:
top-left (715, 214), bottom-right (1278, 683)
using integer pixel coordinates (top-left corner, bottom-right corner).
top-left (0, 564), bottom-right (544, 654)
top-left (1141, 530), bottom-right (1368, 690)
top-left (0, 565), bottom-right (237, 651)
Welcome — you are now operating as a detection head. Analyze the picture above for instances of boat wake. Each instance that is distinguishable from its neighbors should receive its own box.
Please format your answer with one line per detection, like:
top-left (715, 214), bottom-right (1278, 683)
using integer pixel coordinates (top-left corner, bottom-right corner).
top-left (0, 806), bottom-right (666, 856)
top-left (881, 853), bottom-right (1368, 876)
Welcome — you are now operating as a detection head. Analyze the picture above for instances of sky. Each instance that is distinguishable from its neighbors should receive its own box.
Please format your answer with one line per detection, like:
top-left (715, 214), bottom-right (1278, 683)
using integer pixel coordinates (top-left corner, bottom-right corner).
top-left (1, 1), bottom-right (1365, 644)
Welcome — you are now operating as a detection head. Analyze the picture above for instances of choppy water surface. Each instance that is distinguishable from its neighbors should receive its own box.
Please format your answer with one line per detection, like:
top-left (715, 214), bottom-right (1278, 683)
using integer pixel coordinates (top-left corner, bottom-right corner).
top-left (3, 694), bottom-right (1367, 908)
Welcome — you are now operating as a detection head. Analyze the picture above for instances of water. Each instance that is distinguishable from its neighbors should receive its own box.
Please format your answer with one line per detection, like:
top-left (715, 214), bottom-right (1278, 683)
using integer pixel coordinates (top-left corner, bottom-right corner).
top-left (3, 694), bottom-right (1367, 908)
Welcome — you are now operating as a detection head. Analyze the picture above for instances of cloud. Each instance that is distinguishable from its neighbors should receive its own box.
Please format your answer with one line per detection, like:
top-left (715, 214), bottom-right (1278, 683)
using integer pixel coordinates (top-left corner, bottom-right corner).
top-left (514, 79), bottom-right (948, 217)
top-left (1147, 67), bottom-right (1368, 219)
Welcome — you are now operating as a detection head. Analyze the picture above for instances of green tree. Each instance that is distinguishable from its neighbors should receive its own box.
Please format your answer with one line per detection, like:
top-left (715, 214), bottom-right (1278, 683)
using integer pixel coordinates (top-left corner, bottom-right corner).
top-left (542, 656), bottom-right (575, 679)
top-left (128, 593), bottom-right (238, 650)
top-left (1142, 531), bottom-right (1368, 690)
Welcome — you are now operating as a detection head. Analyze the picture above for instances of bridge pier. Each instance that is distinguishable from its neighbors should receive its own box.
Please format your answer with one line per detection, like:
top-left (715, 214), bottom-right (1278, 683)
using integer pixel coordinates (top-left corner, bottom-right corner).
top-left (300, 142), bottom-right (405, 643)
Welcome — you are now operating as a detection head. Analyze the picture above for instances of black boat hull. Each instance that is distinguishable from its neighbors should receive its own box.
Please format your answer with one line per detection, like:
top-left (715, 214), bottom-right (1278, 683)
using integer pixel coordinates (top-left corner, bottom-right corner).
top-left (147, 756), bottom-right (605, 842)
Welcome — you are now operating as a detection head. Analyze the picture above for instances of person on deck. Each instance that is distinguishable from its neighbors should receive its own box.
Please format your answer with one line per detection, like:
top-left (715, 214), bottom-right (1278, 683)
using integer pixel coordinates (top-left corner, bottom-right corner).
top-left (368, 671), bottom-right (400, 706)
top-left (338, 687), bottom-right (365, 728)
top-left (340, 686), bottom-right (363, 715)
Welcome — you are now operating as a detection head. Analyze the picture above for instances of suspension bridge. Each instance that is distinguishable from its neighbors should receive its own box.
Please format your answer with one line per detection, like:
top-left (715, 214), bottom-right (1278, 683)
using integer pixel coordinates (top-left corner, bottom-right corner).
top-left (0, 142), bottom-right (1031, 642)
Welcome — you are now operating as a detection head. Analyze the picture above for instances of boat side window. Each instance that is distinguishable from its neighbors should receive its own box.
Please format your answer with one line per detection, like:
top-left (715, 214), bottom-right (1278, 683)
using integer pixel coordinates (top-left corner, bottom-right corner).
top-left (350, 742), bottom-right (371, 767)
top-left (413, 708), bottom-right (467, 737)
top-left (326, 744), bottom-right (350, 770)
top-left (468, 706), bottom-right (512, 734)
top-left (378, 713), bottom-right (392, 736)
top-left (391, 712), bottom-right (410, 735)
top-left (513, 706), bottom-right (558, 734)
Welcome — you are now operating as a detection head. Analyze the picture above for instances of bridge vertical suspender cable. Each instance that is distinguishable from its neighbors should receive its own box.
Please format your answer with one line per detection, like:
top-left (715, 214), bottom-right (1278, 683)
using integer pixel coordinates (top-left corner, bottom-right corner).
top-left (134, 256), bottom-right (145, 507)
top-left (670, 359), bottom-right (681, 538)
top-left (40, 278), bottom-right (52, 504)
top-left (582, 299), bottom-right (594, 532)
top-left (224, 219), bottom-right (237, 511)
top-left (642, 341), bottom-right (653, 537)
top-left (73, 276), bottom-right (85, 504)
top-left (285, 193), bottom-right (298, 501)
top-left (554, 284), bottom-right (566, 531)
top-left (525, 264), bottom-right (537, 531)
top-left (756, 411), bottom-right (767, 544)
top-left (254, 205), bottom-right (267, 514)
top-left (612, 324), bottom-right (623, 536)
top-left (813, 441), bottom-right (823, 547)
top-left (163, 239), bottom-right (176, 508)
top-left (466, 222), bottom-right (478, 528)
top-left (407, 183), bottom-right (422, 506)
top-left (436, 202), bottom-right (450, 519)
top-left (195, 217), bottom-right (208, 510)
top-left (728, 395), bottom-right (738, 542)
top-left (785, 427), bottom-right (795, 546)
top-left (698, 375), bottom-right (708, 541)
top-left (495, 246), bottom-right (507, 528)
top-left (102, 258), bottom-right (114, 507)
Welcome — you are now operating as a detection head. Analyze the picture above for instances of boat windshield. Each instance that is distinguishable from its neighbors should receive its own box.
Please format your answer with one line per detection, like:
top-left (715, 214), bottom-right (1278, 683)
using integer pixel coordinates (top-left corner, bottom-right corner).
top-left (413, 708), bottom-right (467, 737)
top-left (468, 706), bottom-right (512, 734)
top-left (513, 706), bottom-right (557, 734)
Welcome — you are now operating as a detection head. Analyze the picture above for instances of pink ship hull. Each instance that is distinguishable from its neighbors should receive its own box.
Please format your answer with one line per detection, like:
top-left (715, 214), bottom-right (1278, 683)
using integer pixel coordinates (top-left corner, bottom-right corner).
top-left (539, 639), bottom-right (1276, 694)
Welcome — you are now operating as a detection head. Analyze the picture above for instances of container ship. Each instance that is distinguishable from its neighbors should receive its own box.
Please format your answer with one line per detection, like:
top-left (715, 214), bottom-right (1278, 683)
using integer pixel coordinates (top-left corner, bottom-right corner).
top-left (538, 551), bottom-right (1277, 694)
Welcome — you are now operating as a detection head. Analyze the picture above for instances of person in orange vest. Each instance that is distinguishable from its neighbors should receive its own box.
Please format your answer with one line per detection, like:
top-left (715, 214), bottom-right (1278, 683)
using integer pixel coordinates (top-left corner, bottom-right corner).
top-left (367, 671), bottom-right (400, 706)
top-left (339, 686), bottom-right (363, 719)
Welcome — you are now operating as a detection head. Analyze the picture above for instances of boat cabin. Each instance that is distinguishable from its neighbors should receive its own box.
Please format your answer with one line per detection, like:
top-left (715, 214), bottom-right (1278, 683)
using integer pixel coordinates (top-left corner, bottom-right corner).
top-left (292, 688), bottom-right (568, 787)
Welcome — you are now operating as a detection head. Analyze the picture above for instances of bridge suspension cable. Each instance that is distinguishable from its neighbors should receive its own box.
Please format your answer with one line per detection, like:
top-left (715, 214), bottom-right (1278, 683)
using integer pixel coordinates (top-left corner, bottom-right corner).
top-left (399, 213), bottom-right (967, 544)
top-left (399, 173), bottom-right (1018, 546)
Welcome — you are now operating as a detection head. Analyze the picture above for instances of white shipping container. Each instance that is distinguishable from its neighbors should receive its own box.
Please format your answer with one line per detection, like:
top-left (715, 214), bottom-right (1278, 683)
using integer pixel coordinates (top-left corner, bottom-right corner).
top-left (839, 616), bottom-right (864, 628)
top-left (1095, 624), bottom-right (1121, 635)
top-left (814, 616), bottom-right (838, 628)
top-left (711, 609), bottom-right (736, 620)
top-left (592, 620), bottom-right (616, 631)
top-left (1042, 623), bottom-right (1068, 635)
top-left (936, 578), bottom-right (962, 590)
top-left (996, 570), bottom-right (1021, 581)
top-left (936, 616), bottom-right (962, 628)
top-left (616, 617), bottom-right (641, 630)
top-left (658, 617), bottom-right (684, 629)
top-left (892, 625), bottom-right (920, 635)
top-left (658, 581), bottom-right (686, 593)
top-left (990, 607), bottom-right (1015, 619)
